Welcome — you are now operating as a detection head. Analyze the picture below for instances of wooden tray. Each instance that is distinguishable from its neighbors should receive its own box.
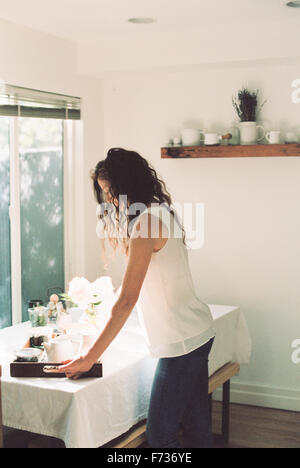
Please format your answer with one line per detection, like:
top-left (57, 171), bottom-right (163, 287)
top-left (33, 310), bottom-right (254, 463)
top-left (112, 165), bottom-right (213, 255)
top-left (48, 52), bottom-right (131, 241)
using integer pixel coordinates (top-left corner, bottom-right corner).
top-left (10, 362), bottom-right (103, 378)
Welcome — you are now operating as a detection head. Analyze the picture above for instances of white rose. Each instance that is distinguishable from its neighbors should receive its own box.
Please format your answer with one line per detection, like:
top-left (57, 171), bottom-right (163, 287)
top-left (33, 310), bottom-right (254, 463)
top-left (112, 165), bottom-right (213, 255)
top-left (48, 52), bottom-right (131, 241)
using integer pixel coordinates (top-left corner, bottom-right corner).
top-left (68, 277), bottom-right (91, 309)
top-left (89, 276), bottom-right (115, 307)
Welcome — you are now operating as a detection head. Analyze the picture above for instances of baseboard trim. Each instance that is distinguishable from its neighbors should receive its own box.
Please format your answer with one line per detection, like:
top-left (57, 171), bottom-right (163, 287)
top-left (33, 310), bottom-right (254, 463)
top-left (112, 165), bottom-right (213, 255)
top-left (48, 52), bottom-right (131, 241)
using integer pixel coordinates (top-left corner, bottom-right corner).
top-left (213, 381), bottom-right (300, 412)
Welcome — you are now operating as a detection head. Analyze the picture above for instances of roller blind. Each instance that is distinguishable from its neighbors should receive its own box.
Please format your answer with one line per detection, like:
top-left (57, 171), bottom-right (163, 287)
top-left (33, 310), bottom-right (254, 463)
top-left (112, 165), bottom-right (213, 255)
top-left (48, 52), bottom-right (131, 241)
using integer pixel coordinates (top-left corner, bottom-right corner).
top-left (0, 84), bottom-right (81, 120)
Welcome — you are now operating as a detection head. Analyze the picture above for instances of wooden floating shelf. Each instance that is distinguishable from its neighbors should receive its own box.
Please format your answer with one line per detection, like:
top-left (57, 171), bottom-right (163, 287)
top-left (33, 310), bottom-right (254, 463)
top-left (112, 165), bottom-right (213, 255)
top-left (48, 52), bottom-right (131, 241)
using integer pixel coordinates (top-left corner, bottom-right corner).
top-left (161, 143), bottom-right (300, 159)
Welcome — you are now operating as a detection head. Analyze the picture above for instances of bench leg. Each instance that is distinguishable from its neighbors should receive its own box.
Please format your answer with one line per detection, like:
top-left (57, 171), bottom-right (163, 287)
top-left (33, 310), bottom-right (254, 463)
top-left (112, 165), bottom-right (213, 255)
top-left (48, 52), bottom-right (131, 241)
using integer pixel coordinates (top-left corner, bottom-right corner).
top-left (221, 380), bottom-right (230, 444)
top-left (0, 366), bottom-right (3, 448)
top-left (208, 393), bottom-right (213, 425)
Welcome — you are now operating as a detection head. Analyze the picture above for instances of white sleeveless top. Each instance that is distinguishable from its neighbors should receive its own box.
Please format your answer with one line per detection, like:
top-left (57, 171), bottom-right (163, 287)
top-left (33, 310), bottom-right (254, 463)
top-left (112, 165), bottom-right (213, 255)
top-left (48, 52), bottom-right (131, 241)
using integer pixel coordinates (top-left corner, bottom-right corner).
top-left (133, 203), bottom-right (215, 358)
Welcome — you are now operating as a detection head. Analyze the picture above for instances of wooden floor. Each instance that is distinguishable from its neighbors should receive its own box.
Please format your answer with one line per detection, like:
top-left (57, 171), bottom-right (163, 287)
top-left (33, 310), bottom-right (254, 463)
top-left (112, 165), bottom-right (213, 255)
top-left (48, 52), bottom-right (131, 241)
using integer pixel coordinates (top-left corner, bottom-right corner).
top-left (212, 402), bottom-right (300, 449)
top-left (2, 402), bottom-right (300, 448)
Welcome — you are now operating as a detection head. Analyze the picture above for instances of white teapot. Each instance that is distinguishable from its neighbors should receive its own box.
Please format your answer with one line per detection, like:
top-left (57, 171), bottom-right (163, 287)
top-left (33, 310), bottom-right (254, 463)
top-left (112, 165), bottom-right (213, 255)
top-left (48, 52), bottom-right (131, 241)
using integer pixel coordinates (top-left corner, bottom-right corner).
top-left (43, 336), bottom-right (74, 363)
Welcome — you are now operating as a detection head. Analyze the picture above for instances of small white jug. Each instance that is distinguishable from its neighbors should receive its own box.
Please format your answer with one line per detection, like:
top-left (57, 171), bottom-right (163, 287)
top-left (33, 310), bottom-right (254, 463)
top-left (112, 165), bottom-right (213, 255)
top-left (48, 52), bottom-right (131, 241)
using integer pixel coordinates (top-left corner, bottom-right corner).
top-left (266, 131), bottom-right (281, 144)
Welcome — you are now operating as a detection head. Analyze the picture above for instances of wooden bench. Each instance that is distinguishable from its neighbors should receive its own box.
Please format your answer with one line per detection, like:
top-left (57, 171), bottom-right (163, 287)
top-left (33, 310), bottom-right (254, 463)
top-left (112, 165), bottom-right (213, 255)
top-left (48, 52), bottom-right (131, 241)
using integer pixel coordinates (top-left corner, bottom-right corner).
top-left (111, 362), bottom-right (240, 448)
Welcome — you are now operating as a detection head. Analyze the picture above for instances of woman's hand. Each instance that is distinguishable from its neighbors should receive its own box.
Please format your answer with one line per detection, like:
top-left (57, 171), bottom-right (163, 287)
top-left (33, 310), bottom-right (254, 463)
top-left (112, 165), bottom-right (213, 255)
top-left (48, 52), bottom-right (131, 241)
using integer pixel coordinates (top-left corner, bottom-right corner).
top-left (53, 355), bottom-right (96, 380)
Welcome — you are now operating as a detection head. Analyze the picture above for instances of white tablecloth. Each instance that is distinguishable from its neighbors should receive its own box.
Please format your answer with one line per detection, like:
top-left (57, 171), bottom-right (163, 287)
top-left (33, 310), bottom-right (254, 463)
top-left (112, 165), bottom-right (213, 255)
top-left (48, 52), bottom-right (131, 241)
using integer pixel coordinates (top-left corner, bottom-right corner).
top-left (0, 304), bottom-right (251, 448)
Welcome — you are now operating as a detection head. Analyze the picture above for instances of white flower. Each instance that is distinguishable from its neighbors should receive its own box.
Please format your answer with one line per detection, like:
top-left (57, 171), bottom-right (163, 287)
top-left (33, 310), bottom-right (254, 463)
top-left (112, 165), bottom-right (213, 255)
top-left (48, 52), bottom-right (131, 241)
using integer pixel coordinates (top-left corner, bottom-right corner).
top-left (68, 277), bottom-right (91, 309)
top-left (89, 277), bottom-right (115, 304)
top-left (67, 276), bottom-right (115, 310)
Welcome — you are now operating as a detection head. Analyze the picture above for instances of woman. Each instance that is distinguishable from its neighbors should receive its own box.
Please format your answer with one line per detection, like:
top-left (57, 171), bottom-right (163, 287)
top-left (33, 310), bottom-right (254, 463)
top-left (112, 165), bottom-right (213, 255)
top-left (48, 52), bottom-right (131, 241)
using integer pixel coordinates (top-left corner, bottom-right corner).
top-left (57, 148), bottom-right (216, 448)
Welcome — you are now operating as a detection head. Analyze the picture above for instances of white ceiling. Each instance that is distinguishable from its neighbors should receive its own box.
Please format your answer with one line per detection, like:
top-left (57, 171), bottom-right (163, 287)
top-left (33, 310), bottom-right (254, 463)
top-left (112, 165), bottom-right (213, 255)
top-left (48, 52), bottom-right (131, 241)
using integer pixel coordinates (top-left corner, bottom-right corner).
top-left (0, 0), bottom-right (298, 43)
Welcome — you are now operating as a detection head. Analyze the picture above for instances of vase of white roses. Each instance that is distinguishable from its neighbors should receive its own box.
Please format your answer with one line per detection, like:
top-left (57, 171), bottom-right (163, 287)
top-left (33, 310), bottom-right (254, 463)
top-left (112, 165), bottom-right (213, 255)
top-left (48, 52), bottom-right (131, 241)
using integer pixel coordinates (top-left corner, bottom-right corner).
top-left (60, 276), bottom-right (115, 327)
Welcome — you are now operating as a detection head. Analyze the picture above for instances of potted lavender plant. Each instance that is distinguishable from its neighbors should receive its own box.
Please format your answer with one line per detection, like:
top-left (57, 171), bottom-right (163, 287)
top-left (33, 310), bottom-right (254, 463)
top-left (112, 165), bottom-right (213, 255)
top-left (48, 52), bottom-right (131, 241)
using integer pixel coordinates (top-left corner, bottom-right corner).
top-left (232, 88), bottom-right (267, 145)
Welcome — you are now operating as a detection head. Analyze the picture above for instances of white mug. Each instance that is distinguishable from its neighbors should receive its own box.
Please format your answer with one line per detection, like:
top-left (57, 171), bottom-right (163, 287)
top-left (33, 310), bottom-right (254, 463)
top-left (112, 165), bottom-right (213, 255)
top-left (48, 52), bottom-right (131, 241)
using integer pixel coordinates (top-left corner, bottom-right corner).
top-left (181, 128), bottom-right (205, 146)
top-left (266, 131), bottom-right (281, 144)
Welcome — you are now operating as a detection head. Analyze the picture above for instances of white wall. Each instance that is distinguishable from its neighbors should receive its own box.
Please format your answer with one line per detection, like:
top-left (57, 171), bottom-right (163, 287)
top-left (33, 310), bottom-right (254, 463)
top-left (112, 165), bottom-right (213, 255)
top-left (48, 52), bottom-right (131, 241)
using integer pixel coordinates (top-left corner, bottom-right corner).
top-left (99, 59), bottom-right (300, 411)
top-left (0, 18), bottom-right (105, 283)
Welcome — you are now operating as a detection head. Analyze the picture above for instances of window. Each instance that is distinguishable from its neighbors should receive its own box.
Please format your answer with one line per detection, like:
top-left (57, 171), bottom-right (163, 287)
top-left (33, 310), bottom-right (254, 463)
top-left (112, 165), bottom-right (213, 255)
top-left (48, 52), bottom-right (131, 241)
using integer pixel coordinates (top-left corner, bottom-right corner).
top-left (0, 117), bottom-right (12, 328)
top-left (19, 118), bottom-right (65, 322)
top-left (0, 85), bottom-right (81, 327)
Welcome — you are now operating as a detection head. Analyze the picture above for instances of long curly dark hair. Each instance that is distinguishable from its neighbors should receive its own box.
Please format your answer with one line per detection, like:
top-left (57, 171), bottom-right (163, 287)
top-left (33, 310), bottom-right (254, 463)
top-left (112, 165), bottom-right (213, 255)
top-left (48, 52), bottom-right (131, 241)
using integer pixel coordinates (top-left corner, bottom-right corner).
top-left (90, 148), bottom-right (185, 257)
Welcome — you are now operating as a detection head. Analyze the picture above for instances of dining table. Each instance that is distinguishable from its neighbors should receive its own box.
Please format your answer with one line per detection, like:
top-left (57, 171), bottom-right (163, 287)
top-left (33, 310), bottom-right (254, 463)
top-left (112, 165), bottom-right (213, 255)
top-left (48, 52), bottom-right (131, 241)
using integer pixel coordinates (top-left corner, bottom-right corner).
top-left (0, 304), bottom-right (251, 448)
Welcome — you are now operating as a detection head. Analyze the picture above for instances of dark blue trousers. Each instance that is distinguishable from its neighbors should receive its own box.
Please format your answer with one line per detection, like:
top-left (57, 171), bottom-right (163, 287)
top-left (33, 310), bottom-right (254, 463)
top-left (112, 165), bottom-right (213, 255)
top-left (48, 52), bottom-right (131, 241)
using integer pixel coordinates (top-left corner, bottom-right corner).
top-left (146, 338), bottom-right (214, 448)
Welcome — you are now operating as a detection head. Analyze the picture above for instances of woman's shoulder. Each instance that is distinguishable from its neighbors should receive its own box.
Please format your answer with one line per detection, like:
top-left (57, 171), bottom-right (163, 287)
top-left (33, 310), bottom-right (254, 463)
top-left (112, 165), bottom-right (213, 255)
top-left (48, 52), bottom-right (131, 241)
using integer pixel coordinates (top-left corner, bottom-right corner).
top-left (131, 203), bottom-right (170, 223)
top-left (146, 202), bottom-right (172, 216)
top-left (129, 202), bottom-right (184, 241)
top-left (147, 203), bottom-right (184, 241)
top-left (129, 203), bottom-right (169, 239)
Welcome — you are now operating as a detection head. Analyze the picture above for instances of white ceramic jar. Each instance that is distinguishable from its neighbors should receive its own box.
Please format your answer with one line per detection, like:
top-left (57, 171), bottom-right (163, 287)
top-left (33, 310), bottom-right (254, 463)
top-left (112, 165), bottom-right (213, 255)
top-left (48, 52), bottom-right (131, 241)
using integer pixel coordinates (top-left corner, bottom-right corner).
top-left (239, 121), bottom-right (265, 145)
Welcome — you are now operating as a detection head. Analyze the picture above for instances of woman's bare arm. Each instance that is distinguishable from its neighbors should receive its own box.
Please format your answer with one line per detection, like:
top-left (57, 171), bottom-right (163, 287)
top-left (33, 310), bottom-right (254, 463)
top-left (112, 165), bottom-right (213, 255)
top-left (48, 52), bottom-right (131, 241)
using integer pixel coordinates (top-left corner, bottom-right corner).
top-left (56, 214), bottom-right (165, 378)
top-left (85, 232), bottom-right (156, 363)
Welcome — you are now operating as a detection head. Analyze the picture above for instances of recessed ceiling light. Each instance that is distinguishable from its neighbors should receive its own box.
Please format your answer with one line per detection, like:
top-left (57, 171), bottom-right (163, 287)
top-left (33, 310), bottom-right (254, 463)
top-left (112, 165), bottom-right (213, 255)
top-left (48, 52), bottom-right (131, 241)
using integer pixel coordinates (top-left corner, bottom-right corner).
top-left (128, 17), bottom-right (156, 25)
top-left (286, 1), bottom-right (300, 7)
